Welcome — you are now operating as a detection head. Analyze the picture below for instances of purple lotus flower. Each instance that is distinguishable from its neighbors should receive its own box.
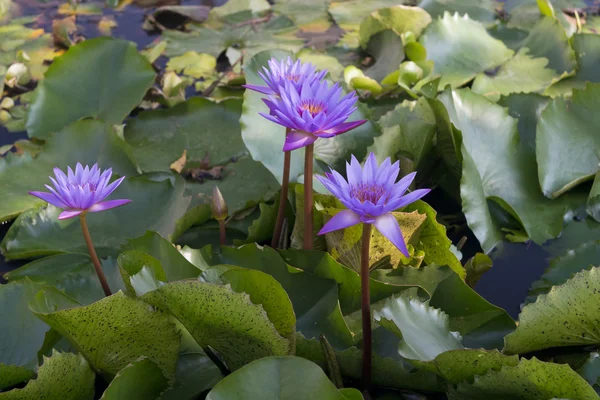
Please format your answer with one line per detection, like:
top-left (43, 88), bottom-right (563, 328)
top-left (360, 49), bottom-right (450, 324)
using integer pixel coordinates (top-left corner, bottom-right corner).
top-left (244, 57), bottom-right (327, 96)
top-left (317, 153), bottom-right (430, 257)
top-left (29, 163), bottom-right (131, 220)
top-left (261, 80), bottom-right (367, 151)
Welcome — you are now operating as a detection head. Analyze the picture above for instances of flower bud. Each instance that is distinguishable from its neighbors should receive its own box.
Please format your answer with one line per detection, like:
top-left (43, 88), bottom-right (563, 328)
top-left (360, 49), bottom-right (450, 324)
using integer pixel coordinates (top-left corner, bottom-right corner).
top-left (398, 61), bottom-right (423, 86)
top-left (211, 186), bottom-right (228, 221)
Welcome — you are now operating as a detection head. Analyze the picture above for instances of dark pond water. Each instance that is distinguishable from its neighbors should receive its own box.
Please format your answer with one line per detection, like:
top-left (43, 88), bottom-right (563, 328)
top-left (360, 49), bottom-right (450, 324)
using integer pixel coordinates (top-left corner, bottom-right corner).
top-left (1, 0), bottom-right (598, 318)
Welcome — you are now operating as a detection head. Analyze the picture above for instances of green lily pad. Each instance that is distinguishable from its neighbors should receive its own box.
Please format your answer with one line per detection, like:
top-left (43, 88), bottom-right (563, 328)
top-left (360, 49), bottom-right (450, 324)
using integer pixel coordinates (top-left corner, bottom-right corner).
top-left (166, 51), bottom-right (217, 78)
top-left (358, 5), bottom-right (432, 49)
top-left (579, 352), bottom-right (600, 388)
top-left (418, 0), bottom-right (497, 22)
top-left (202, 244), bottom-right (355, 349)
top-left (589, 173), bottom-right (600, 222)
top-left (206, 356), bottom-right (361, 400)
top-left (273, 0), bottom-right (331, 32)
top-left (2, 174), bottom-right (190, 260)
top-left (0, 119), bottom-right (137, 223)
top-left (100, 358), bottom-right (170, 400)
top-left (0, 279), bottom-right (79, 371)
top-left (4, 254), bottom-right (126, 305)
top-left (0, 352), bottom-right (95, 400)
top-left (504, 267), bottom-right (600, 354)
top-left (536, 83), bottom-right (600, 198)
top-left (124, 98), bottom-right (280, 216)
top-left (364, 30), bottom-right (405, 83)
top-left (0, 364), bottom-right (35, 390)
top-left (240, 50), bottom-right (379, 184)
top-left (31, 291), bottom-right (180, 380)
top-left (520, 16), bottom-right (575, 74)
top-left (142, 280), bottom-right (293, 371)
top-left (26, 37), bottom-right (155, 138)
top-left (117, 251), bottom-right (167, 297)
top-left (374, 294), bottom-right (464, 361)
top-left (328, 0), bottom-right (404, 32)
top-left (437, 88), bottom-right (580, 251)
top-left (296, 49), bottom-right (345, 81)
top-left (419, 12), bottom-right (514, 88)
top-left (447, 357), bottom-right (598, 400)
top-left (472, 49), bottom-right (557, 100)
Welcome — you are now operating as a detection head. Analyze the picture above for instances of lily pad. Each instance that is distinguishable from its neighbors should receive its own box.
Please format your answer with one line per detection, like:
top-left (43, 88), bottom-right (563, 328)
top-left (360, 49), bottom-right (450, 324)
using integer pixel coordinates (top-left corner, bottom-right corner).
top-left (2, 174), bottom-right (190, 260)
top-left (205, 356), bottom-right (362, 400)
top-left (273, 0), bottom-right (331, 32)
top-left (328, 0), bottom-right (406, 32)
top-left (0, 364), bottom-right (35, 390)
top-left (419, 12), bottom-right (514, 88)
top-left (589, 173), bottom-right (600, 222)
top-left (358, 5), bottom-right (432, 49)
top-left (504, 267), bottom-right (600, 354)
top-left (100, 358), bottom-right (170, 400)
top-left (26, 37), bottom-right (155, 138)
top-left (142, 280), bottom-right (293, 371)
top-left (448, 357), bottom-right (598, 400)
top-left (520, 16), bottom-right (575, 74)
top-left (536, 83), bottom-right (600, 198)
top-left (117, 251), bottom-right (167, 296)
top-left (418, 0), bottom-right (497, 22)
top-left (0, 119), bottom-right (137, 223)
top-left (0, 352), bottom-right (95, 400)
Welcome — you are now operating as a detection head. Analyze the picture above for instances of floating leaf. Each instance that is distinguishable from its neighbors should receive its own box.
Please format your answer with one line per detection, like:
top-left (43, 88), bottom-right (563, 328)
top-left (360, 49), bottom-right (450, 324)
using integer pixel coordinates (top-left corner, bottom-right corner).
top-left (0, 352), bottom-right (95, 400)
top-left (328, 0), bottom-right (405, 32)
top-left (589, 173), bottom-right (600, 222)
top-left (26, 37), bottom-right (155, 138)
top-left (0, 120), bottom-right (137, 223)
top-left (419, 0), bottom-right (497, 22)
top-left (0, 364), bottom-right (35, 390)
top-left (2, 174), bottom-right (190, 260)
top-left (420, 12), bottom-right (514, 88)
top-left (31, 291), bottom-right (180, 380)
top-left (117, 251), bottom-right (167, 296)
top-left (363, 30), bottom-right (405, 83)
top-left (536, 83), bottom-right (600, 198)
top-left (142, 280), bottom-right (293, 371)
top-left (579, 352), bottom-right (600, 388)
top-left (0, 279), bottom-right (79, 371)
top-left (505, 267), bottom-right (600, 354)
top-left (166, 51), bottom-right (216, 78)
top-left (206, 356), bottom-right (361, 400)
top-left (358, 5), bottom-right (432, 49)
top-left (273, 0), bottom-right (331, 32)
top-left (375, 294), bottom-right (463, 361)
top-left (448, 357), bottom-right (598, 400)
top-left (100, 358), bottom-right (169, 400)
top-left (520, 16), bottom-right (575, 74)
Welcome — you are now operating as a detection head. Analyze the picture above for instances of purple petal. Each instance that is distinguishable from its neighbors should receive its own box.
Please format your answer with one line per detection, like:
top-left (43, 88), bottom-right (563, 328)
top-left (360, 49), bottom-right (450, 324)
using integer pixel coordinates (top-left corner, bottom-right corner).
top-left (58, 210), bottom-right (84, 220)
top-left (347, 155), bottom-right (362, 187)
top-left (243, 84), bottom-right (276, 95)
top-left (388, 188), bottom-right (431, 210)
top-left (318, 209), bottom-right (361, 235)
top-left (88, 199), bottom-right (132, 213)
top-left (29, 191), bottom-right (67, 208)
top-left (392, 172), bottom-right (417, 197)
top-left (363, 153), bottom-right (378, 183)
top-left (374, 214), bottom-right (409, 257)
top-left (319, 120), bottom-right (367, 136)
top-left (96, 176), bottom-right (126, 202)
top-left (283, 131), bottom-right (317, 151)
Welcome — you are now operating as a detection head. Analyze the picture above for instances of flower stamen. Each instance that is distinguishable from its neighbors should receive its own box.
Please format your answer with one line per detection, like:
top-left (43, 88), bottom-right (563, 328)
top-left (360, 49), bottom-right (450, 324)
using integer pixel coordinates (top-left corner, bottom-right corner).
top-left (350, 183), bottom-right (388, 204)
top-left (298, 99), bottom-right (326, 116)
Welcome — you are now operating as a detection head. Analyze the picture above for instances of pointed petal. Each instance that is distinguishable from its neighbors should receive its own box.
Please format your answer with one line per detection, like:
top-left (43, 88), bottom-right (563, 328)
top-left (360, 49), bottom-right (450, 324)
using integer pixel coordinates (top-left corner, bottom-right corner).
top-left (319, 120), bottom-right (367, 136)
top-left (88, 199), bottom-right (132, 213)
top-left (363, 152), bottom-right (378, 183)
top-left (347, 155), bottom-right (363, 186)
top-left (374, 213), bottom-right (409, 257)
top-left (58, 210), bottom-right (84, 220)
top-left (388, 188), bottom-right (431, 211)
top-left (318, 209), bottom-right (361, 235)
top-left (392, 172), bottom-right (417, 197)
top-left (29, 191), bottom-right (67, 208)
top-left (97, 176), bottom-right (126, 201)
top-left (243, 84), bottom-right (276, 95)
top-left (283, 131), bottom-right (317, 151)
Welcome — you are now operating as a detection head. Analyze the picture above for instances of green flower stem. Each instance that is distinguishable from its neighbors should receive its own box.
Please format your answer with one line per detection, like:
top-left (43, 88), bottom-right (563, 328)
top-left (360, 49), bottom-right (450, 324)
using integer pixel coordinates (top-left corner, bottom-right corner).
top-left (303, 143), bottom-right (314, 250)
top-left (271, 130), bottom-right (291, 248)
top-left (79, 213), bottom-right (112, 297)
top-left (361, 223), bottom-right (373, 391)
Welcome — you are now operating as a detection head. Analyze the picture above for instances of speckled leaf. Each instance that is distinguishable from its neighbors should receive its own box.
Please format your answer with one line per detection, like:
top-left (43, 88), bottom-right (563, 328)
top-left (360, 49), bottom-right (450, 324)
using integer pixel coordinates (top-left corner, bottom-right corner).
top-left (0, 352), bottom-right (95, 400)
top-left (2, 174), bottom-right (190, 261)
top-left (527, 240), bottom-right (600, 303)
top-left (117, 251), bottom-right (166, 297)
top-left (448, 357), bottom-right (598, 400)
top-left (505, 267), bottom-right (600, 354)
top-left (203, 244), bottom-right (355, 349)
top-left (31, 291), bottom-right (180, 380)
top-left (0, 120), bottom-right (137, 223)
top-left (4, 254), bottom-right (126, 305)
top-left (536, 83), bottom-right (600, 198)
top-left (100, 358), bottom-right (170, 400)
top-left (0, 279), bottom-right (79, 371)
top-left (420, 12), bottom-right (514, 88)
top-left (124, 98), bottom-right (279, 216)
top-left (142, 280), bottom-right (293, 371)
top-left (374, 294), bottom-right (463, 361)
top-left (206, 356), bottom-right (358, 400)
top-left (0, 364), bottom-right (35, 390)
top-left (26, 37), bottom-right (155, 138)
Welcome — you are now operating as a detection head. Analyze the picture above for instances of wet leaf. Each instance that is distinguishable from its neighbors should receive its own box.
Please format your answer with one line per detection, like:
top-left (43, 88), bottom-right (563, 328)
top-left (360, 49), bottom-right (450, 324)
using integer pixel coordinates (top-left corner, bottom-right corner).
top-left (27, 37), bottom-right (155, 138)
top-left (420, 12), bottom-right (513, 88)
top-left (0, 352), bottom-right (95, 400)
top-left (31, 291), bottom-right (180, 380)
top-left (100, 358), bottom-right (169, 400)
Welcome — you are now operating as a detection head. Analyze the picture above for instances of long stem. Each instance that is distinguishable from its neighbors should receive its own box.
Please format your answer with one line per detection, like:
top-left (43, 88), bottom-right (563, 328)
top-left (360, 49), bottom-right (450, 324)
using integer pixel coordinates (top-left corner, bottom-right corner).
top-left (202, 345), bottom-right (230, 376)
top-left (271, 140), bottom-right (291, 248)
top-left (361, 223), bottom-right (373, 391)
top-left (218, 220), bottom-right (226, 246)
top-left (79, 213), bottom-right (112, 297)
top-left (303, 143), bottom-right (314, 250)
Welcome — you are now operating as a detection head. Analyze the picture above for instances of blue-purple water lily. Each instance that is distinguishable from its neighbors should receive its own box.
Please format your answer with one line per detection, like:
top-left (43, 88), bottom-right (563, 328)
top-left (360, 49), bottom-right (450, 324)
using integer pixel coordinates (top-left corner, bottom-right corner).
top-left (317, 153), bottom-right (430, 257)
top-left (244, 57), bottom-right (327, 96)
top-left (260, 80), bottom-right (367, 151)
top-left (29, 163), bottom-right (131, 220)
